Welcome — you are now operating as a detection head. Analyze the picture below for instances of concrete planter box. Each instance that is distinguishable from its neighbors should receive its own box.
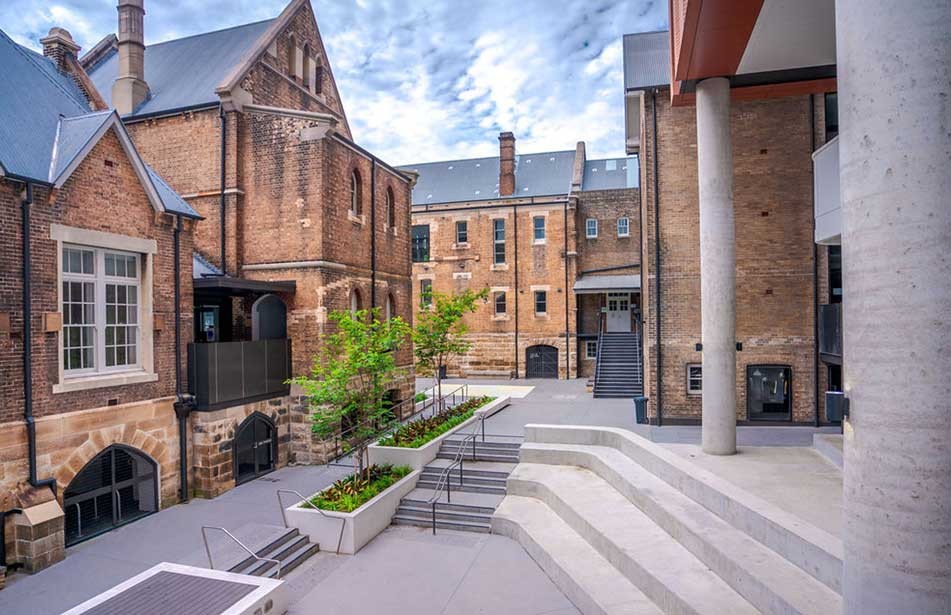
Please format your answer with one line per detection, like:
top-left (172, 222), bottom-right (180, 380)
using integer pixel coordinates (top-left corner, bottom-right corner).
top-left (368, 396), bottom-right (510, 470)
top-left (284, 469), bottom-right (420, 555)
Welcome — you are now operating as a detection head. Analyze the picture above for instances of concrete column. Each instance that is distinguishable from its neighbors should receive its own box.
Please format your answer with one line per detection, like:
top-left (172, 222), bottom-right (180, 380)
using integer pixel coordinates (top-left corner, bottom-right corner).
top-left (837, 2), bottom-right (951, 613)
top-left (696, 77), bottom-right (736, 456)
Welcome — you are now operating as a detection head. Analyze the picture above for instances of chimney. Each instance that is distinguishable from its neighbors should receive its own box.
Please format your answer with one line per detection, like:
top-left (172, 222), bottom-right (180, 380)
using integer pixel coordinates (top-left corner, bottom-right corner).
top-left (40, 28), bottom-right (81, 73)
top-left (112, 0), bottom-right (148, 115)
top-left (498, 131), bottom-right (516, 197)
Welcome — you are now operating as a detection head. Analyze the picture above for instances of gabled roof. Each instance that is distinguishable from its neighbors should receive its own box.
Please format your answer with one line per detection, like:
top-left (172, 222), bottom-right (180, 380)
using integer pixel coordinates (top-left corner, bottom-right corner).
top-left (87, 19), bottom-right (275, 118)
top-left (193, 252), bottom-right (223, 278)
top-left (623, 31), bottom-right (671, 91)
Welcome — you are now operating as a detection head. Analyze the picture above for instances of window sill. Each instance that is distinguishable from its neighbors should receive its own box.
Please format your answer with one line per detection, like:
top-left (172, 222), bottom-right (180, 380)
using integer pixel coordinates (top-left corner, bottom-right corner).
top-left (585, 236), bottom-right (598, 240)
top-left (451, 242), bottom-right (470, 250)
top-left (53, 370), bottom-right (158, 394)
top-left (492, 314), bottom-right (509, 321)
top-left (533, 240), bottom-right (547, 246)
top-left (490, 263), bottom-right (509, 271)
top-left (534, 313), bottom-right (549, 319)
top-left (617, 234), bottom-right (630, 239)
top-left (348, 212), bottom-right (366, 225)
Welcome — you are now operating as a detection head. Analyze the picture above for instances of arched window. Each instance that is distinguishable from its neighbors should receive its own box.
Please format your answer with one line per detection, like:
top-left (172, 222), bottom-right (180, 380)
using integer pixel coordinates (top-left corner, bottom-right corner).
top-left (315, 62), bottom-right (324, 95)
top-left (385, 294), bottom-right (396, 320)
top-left (350, 288), bottom-right (361, 315)
top-left (350, 169), bottom-right (362, 216)
top-left (386, 187), bottom-right (396, 229)
top-left (286, 34), bottom-right (297, 79)
top-left (302, 44), bottom-right (312, 90)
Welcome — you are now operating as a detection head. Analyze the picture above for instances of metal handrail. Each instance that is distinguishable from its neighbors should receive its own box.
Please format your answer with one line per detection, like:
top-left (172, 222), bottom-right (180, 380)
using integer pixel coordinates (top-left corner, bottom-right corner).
top-left (276, 489), bottom-right (345, 555)
top-left (594, 315), bottom-right (605, 385)
top-left (201, 526), bottom-right (282, 578)
top-left (425, 411), bottom-right (485, 534)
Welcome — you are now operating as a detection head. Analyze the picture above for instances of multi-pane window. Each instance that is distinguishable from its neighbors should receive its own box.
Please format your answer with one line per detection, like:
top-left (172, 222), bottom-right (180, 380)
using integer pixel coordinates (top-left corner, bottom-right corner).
top-left (456, 220), bottom-right (468, 244)
top-left (585, 218), bottom-right (598, 238)
top-left (493, 219), bottom-right (506, 264)
top-left (585, 340), bottom-right (597, 359)
top-left (420, 279), bottom-right (433, 308)
top-left (687, 364), bottom-right (702, 395)
top-left (494, 291), bottom-right (506, 315)
top-left (533, 216), bottom-right (545, 242)
top-left (62, 246), bottom-right (140, 374)
top-left (412, 224), bottom-right (430, 262)
top-left (617, 217), bottom-right (630, 237)
top-left (534, 290), bottom-right (547, 315)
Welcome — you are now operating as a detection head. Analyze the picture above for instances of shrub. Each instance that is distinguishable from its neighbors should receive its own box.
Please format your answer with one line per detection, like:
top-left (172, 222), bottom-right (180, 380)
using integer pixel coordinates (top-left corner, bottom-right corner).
top-left (305, 464), bottom-right (412, 512)
top-left (378, 396), bottom-right (494, 448)
top-left (414, 392), bottom-right (427, 403)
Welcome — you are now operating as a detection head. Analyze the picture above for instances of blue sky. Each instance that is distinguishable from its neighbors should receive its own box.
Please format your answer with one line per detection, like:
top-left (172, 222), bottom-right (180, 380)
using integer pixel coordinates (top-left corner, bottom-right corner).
top-left (4, 0), bottom-right (667, 165)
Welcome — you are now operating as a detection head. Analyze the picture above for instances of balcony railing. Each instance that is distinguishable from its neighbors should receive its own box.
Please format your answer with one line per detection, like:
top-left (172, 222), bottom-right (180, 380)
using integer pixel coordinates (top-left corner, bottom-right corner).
top-left (818, 303), bottom-right (842, 363)
top-left (187, 339), bottom-right (292, 411)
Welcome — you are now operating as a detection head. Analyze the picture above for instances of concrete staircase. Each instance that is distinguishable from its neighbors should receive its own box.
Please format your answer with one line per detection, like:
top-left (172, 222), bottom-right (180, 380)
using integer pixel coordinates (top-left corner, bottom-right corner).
top-left (224, 526), bottom-right (319, 579)
top-left (493, 425), bottom-right (843, 615)
top-left (392, 437), bottom-right (518, 532)
top-left (593, 332), bottom-right (643, 398)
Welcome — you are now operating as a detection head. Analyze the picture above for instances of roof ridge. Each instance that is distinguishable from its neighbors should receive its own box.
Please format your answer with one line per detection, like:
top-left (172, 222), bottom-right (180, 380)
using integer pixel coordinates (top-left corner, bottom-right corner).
top-left (144, 17), bottom-right (275, 49)
top-left (3, 30), bottom-right (89, 113)
top-left (401, 149), bottom-right (576, 169)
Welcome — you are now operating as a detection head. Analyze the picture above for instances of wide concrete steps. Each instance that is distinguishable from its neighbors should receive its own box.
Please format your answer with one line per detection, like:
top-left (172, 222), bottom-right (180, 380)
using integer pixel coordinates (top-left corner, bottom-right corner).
top-left (226, 526), bottom-right (318, 579)
top-left (494, 496), bottom-right (662, 615)
top-left (505, 463), bottom-right (760, 615)
top-left (520, 443), bottom-right (842, 615)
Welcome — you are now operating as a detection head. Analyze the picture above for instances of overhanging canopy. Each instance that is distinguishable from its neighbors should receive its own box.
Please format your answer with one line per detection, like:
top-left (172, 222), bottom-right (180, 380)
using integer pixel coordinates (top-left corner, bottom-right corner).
top-left (573, 274), bottom-right (641, 294)
top-left (193, 276), bottom-right (296, 295)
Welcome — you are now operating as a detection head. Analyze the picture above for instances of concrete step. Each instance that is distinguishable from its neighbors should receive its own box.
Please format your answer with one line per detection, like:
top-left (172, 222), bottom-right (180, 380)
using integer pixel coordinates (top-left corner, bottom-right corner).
top-left (256, 541), bottom-right (321, 578)
top-left (392, 514), bottom-right (491, 533)
top-left (443, 438), bottom-right (521, 450)
top-left (406, 487), bottom-right (503, 510)
top-left (425, 458), bottom-right (517, 474)
top-left (240, 533), bottom-right (318, 578)
top-left (494, 495), bottom-right (663, 615)
top-left (227, 527), bottom-right (300, 574)
top-left (522, 425), bottom-right (843, 594)
top-left (420, 472), bottom-right (508, 488)
top-left (421, 466), bottom-right (511, 479)
top-left (521, 443), bottom-right (842, 615)
top-left (416, 479), bottom-right (507, 495)
top-left (401, 497), bottom-right (497, 515)
top-left (508, 463), bottom-right (760, 615)
top-left (396, 504), bottom-right (492, 524)
top-left (435, 452), bottom-right (519, 463)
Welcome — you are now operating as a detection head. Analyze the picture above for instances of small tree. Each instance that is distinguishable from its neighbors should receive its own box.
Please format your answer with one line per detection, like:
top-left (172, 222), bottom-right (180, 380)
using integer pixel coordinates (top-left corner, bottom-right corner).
top-left (289, 307), bottom-right (410, 477)
top-left (413, 287), bottom-right (488, 405)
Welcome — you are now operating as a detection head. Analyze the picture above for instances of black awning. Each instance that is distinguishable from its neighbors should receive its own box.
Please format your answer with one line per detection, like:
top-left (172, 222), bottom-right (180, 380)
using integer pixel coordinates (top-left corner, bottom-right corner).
top-left (193, 276), bottom-right (296, 295)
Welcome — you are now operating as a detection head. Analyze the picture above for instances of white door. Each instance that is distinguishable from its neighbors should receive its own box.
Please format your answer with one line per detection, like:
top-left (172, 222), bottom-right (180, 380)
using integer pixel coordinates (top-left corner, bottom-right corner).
top-left (606, 293), bottom-right (630, 332)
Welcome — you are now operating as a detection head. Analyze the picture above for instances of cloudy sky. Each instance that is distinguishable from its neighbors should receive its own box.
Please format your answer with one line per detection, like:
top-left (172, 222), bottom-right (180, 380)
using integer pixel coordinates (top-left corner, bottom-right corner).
top-left (4, 0), bottom-right (667, 165)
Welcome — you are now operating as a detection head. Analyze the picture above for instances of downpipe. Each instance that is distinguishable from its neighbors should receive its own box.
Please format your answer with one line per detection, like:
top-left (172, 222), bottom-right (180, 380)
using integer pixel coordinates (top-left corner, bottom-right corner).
top-left (173, 214), bottom-right (195, 502)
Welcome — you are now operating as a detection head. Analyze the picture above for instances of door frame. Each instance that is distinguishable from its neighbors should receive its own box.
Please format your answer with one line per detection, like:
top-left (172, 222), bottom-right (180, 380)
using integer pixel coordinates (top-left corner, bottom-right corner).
top-left (525, 344), bottom-right (559, 378)
top-left (605, 292), bottom-right (631, 333)
top-left (233, 412), bottom-right (278, 485)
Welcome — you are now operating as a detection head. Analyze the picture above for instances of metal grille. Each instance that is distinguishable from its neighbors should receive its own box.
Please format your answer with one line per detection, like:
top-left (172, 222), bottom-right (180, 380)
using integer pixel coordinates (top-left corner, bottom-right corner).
top-left (234, 414), bottom-right (277, 485)
top-left (79, 571), bottom-right (257, 615)
top-left (526, 345), bottom-right (558, 378)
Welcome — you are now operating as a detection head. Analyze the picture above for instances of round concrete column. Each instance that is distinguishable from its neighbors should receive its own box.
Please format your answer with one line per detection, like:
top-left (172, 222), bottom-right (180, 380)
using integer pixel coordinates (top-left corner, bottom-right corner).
top-left (837, 1), bottom-right (951, 613)
top-left (696, 77), bottom-right (737, 456)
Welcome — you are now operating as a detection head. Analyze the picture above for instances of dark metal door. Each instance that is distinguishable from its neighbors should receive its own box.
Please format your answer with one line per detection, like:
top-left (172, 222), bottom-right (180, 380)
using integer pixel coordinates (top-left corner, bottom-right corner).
top-left (526, 345), bottom-right (558, 378)
top-left (234, 415), bottom-right (276, 484)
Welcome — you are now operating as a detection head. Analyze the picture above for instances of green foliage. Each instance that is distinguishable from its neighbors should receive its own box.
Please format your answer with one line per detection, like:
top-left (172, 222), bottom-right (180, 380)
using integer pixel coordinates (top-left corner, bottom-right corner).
top-left (288, 308), bottom-right (410, 475)
top-left (305, 464), bottom-right (411, 512)
top-left (414, 392), bottom-right (428, 403)
top-left (378, 396), bottom-right (494, 449)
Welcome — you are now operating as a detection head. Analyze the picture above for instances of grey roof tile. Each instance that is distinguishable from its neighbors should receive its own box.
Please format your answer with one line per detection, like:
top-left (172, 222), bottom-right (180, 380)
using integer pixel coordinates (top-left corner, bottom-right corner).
top-left (88, 19), bottom-right (274, 118)
top-left (193, 252), bottom-right (223, 278)
top-left (51, 111), bottom-right (113, 181)
top-left (623, 31), bottom-right (670, 91)
top-left (147, 166), bottom-right (202, 219)
top-left (582, 157), bottom-right (639, 191)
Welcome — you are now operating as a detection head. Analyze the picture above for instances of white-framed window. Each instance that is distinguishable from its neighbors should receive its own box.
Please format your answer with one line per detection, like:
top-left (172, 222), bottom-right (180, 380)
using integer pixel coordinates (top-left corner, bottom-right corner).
top-left (585, 340), bottom-right (597, 359)
top-left (350, 169), bottom-right (362, 216)
top-left (533, 216), bottom-right (546, 243)
top-left (61, 245), bottom-right (140, 376)
top-left (456, 220), bottom-right (468, 244)
top-left (687, 363), bottom-right (702, 395)
top-left (617, 217), bottom-right (630, 237)
top-left (534, 290), bottom-right (547, 315)
top-left (420, 279), bottom-right (433, 308)
top-left (586, 218), bottom-right (598, 238)
top-left (494, 291), bottom-right (506, 314)
top-left (493, 219), bottom-right (506, 264)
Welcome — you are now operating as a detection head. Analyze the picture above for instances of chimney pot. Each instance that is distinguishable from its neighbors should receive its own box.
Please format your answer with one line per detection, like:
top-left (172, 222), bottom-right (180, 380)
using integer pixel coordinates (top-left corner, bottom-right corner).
top-left (498, 132), bottom-right (516, 197)
top-left (40, 28), bottom-right (81, 72)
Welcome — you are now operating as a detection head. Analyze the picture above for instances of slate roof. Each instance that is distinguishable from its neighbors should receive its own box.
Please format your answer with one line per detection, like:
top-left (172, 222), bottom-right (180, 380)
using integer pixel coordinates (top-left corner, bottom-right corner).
top-left (623, 31), bottom-right (670, 91)
top-left (147, 166), bottom-right (201, 219)
top-left (401, 152), bottom-right (637, 206)
top-left (87, 19), bottom-right (275, 118)
top-left (573, 274), bottom-right (642, 293)
top-left (50, 111), bottom-right (115, 181)
top-left (0, 28), bottom-right (90, 181)
top-left (193, 252), bottom-right (224, 279)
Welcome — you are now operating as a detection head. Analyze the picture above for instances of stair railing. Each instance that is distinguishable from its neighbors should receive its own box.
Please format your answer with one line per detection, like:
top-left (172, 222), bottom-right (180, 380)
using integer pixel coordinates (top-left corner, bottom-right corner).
top-left (425, 412), bottom-right (485, 535)
top-left (594, 314), bottom-right (605, 387)
top-left (201, 526), bottom-right (282, 578)
top-left (276, 489), bottom-right (345, 555)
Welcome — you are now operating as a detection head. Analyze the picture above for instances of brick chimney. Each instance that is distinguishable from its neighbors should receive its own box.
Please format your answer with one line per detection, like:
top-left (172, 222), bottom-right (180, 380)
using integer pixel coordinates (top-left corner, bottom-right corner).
top-left (40, 28), bottom-right (81, 73)
top-left (112, 0), bottom-right (148, 115)
top-left (498, 131), bottom-right (516, 197)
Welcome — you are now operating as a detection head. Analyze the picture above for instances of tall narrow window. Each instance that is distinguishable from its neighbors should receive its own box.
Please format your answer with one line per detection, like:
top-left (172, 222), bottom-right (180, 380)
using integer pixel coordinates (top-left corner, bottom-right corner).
top-left (350, 289), bottom-right (361, 315)
top-left (617, 217), bottom-right (630, 237)
top-left (302, 44), bottom-right (312, 89)
top-left (412, 225), bottom-right (430, 262)
top-left (534, 290), bottom-right (547, 315)
top-left (455, 220), bottom-right (468, 244)
top-left (385, 294), bottom-right (395, 320)
top-left (828, 245), bottom-right (842, 303)
top-left (315, 62), bottom-right (324, 95)
top-left (493, 219), bottom-right (506, 264)
top-left (386, 187), bottom-right (396, 228)
top-left (286, 34), bottom-right (297, 79)
top-left (420, 279), bottom-right (433, 308)
top-left (533, 216), bottom-right (545, 243)
top-left (350, 169), bottom-right (362, 216)
top-left (494, 291), bottom-right (506, 315)
top-left (585, 218), bottom-right (598, 239)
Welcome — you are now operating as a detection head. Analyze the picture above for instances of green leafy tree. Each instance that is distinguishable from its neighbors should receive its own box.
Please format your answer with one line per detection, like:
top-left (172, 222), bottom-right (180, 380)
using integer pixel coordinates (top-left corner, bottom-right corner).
top-left (413, 288), bottom-right (488, 405)
top-left (289, 308), bottom-right (410, 477)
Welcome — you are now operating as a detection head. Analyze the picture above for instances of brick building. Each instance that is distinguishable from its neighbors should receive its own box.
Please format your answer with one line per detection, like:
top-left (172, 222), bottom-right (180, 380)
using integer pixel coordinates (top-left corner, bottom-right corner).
top-left (0, 28), bottom-right (199, 575)
top-left (83, 0), bottom-right (416, 496)
top-left (402, 134), bottom-right (641, 390)
top-left (623, 30), bottom-right (838, 426)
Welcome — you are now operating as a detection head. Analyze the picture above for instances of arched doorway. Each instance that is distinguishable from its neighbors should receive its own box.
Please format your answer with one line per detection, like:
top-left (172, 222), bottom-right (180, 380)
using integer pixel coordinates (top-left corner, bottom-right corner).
top-left (251, 294), bottom-right (287, 341)
top-left (526, 345), bottom-right (558, 378)
top-left (233, 413), bottom-right (278, 485)
top-left (64, 445), bottom-right (158, 546)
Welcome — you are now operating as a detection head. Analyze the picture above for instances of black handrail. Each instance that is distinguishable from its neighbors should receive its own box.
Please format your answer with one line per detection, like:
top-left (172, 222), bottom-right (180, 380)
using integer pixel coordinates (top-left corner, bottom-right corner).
top-left (594, 314), bottom-right (605, 386)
